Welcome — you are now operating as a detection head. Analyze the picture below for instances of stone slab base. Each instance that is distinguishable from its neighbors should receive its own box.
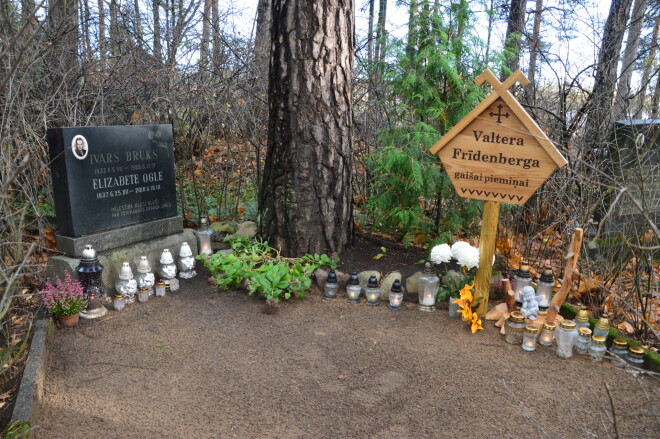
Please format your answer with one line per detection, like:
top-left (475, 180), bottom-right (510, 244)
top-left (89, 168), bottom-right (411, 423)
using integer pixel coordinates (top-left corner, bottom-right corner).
top-left (48, 229), bottom-right (197, 295)
top-left (56, 216), bottom-right (184, 258)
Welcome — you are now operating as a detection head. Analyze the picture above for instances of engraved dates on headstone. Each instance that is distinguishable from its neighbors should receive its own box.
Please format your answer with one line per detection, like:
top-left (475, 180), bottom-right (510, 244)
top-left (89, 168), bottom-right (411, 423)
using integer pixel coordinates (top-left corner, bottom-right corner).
top-left (48, 125), bottom-right (178, 237)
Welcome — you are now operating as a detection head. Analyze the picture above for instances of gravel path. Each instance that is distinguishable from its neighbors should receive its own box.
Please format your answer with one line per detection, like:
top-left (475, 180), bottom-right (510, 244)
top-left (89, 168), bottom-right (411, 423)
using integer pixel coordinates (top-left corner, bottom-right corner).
top-left (34, 268), bottom-right (659, 438)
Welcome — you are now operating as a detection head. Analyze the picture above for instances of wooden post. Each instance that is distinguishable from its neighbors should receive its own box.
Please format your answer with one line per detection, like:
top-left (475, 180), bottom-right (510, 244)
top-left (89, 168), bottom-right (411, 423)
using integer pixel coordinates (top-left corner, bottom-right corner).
top-left (545, 228), bottom-right (584, 323)
top-left (474, 201), bottom-right (500, 317)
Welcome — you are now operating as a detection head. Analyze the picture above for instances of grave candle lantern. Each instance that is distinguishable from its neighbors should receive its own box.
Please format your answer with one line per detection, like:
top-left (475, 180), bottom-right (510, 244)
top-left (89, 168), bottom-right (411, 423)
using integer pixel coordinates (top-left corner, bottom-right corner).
top-left (76, 244), bottom-right (108, 319)
top-left (195, 217), bottom-right (213, 256)
top-left (521, 325), bottom-right (538, 351)
top-left (418, 262), bottom-right (439, 312)
top-left (593, 314), bottom-right (610, 340)
top-left (158, 249), bottom-right (177, 288)
top-left (513, 262), bottom-right (532, 309)
top-left (575, 327), bottom-right (592, 355)
top-left (115, 261), bottom-right (138, 304)
top-left (365, 276), bottom-right (380, 306)
top-left (575, 306), bottom-right (590, 331)
top-left (137, 287), bottom-right (150, 303)
top-left (155, 281), bottom-right (167, 297)
top-left (536, 265), bottom-right (554, 314)
top-left (346, 272), bottom-right (361, 303)
top-left (555, 320), bottom-right (578, 359)
top-left (135, 256), bottom-right (155, 296)
top-left (178, 242), bottom-right (197, 279)
top-left (112, 294), bottom-right (125, 311)
top-left (324, 271), bottom-right (338, 299)
top-left (388, 279), bottom-right (403, 310)
top-left (588, 335), bottom-right (607, 362)
top-left (538, 321), bottom-right (556, 346)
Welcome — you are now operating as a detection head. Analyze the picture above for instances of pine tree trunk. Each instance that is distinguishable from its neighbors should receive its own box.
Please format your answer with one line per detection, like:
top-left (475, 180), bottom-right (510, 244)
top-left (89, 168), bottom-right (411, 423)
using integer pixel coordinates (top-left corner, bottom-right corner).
top-left (200, 0), bottom-right (212, 71)
top-left (98, 0), bottom-right (105, 64)
top-left (253, 0), bottom-right (270, 74)
top-left (614, 0), bottom-right (647, 119)
top-left (502, 0), bottom-right (526, 80)
top-left (585, 0), bottom-right (632, 148)
top-left (374, 0), bottom-right (387, 64)
top-left (633, 15), bottom-right (659, 118)
top-left (212, 0), bottom-right (221, 70)
top-left (134, 0), bottom-right (143, 49)
top-left (259, 0), bottom-right (354, 257)
top-left (526, 0), bottom-right (543, 100)
top-left (153, 0), bottom-right (162, 64)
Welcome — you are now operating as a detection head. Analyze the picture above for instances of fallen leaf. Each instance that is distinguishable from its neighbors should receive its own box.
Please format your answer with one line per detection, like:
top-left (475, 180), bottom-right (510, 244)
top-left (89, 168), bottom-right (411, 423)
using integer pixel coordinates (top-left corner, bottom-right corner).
top-left (617, 321), bottom-right (635, 333)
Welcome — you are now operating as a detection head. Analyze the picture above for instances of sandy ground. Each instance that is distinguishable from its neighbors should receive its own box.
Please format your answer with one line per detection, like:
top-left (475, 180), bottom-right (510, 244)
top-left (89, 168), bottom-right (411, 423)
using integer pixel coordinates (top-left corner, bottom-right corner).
top-left (34, 266), bottom-right (659, 439)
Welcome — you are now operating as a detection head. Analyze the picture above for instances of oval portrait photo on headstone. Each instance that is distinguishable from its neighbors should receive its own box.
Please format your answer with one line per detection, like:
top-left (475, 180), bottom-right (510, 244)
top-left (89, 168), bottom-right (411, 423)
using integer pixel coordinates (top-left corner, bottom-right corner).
top-left (71, 135), bottom-right (88, 160)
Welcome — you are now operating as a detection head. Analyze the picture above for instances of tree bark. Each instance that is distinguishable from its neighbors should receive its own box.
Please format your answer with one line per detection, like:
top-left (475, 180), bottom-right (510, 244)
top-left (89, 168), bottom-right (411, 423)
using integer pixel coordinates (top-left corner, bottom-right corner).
top-left (98, 0), bottom-right (106, 64)
top-left (526, 0), bottom-right (543, 100)
top-left (614, 0), bottom-right (647, 119)
top-left (633, 15), bottom-right (659, 118)
top-left (252, 0), bottom-right (270, 74)
top-left (585, 0), bottom-right (632, 142)
top-left (153, 0), bottom-right (162, 64)
top-left (133, 0), bottom-right (143, 49)
top-left (502, 0), bottom-right (526, 80)
top-left (374, 0), bottom-right (387, 64)
top-left (259, 0), bottom-right (354, 257)
top-left (367, 0), bottom-right (375, 65)
top-left (212, 0), bottom-right (221, 70)
top-left (200, 0), bottom-right (212, 71)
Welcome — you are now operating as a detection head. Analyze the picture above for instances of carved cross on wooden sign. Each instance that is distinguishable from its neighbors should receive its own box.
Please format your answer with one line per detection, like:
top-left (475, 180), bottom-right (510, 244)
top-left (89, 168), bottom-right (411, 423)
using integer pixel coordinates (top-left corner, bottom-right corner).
top-left (430, 69), bottom-right (567, 205)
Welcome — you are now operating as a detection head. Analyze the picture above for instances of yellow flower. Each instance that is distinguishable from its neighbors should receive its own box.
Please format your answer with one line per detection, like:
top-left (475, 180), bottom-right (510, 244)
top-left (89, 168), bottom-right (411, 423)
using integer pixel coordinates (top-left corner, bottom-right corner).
top-left (469, 312), bottom-right (484, 333)
top-left (458, 283), bottom-right (474, 302)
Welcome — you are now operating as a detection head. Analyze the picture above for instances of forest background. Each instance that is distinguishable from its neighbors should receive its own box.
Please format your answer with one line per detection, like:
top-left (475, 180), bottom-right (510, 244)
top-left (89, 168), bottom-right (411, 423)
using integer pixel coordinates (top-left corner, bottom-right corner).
top-left (0, 0), bottom-right (658, 423)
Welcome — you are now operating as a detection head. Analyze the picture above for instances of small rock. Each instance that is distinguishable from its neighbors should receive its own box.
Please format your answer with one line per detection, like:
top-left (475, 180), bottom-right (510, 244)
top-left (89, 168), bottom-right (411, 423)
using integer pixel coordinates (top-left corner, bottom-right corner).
top-left (489, 272), bottom-right (506, 301)
top-left (380, 272), bottom-right (402, 300)
top-left (441, 270), bottom-right (463, 289)
top-left (405, 271), bottom-right (423, 295)
top-left (235, 221), bottom-right (257, 239)
top-left (358, 271), bottom-right (381, 292)
top-left (212, 241), bottom-right (231, 251)
top-left (215, 249), bottom-right (234, 256)
top-left (210, 222), bottom-right (235, 241)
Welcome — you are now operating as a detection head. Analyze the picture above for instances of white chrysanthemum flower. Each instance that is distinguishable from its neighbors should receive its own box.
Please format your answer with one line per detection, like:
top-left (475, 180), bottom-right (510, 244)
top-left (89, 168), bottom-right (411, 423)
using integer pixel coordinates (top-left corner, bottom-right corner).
top-left (451, 241), bottom-right (471, 260)
top-left (456, 245), bottom-right (480, 270)
top-left (429, 243), bottom-right (452, 264)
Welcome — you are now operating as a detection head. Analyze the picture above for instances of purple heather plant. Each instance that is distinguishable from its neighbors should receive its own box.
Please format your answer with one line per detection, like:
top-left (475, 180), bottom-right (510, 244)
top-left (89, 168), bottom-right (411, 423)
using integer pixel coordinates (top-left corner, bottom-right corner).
top-left (40, 271), bottom-right (87, 317)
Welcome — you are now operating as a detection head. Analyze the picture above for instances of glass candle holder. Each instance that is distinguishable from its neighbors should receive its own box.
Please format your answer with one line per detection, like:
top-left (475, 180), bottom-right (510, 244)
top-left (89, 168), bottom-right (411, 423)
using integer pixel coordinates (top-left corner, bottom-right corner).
top-left (388, 279), bottom-right (403, 310)
top-left (513, 262), bottom-right (532, 309)
top-left (538, 321), bottom-right (556, 346)
top-left (346, 272), bottom-right (361, 303)
top-left (155, 281), bottom-right (166, 297)
top-left (593, 314), bottom-right (610, 339)
top-left (178, 242), bottom-right (197, 279)
top-left (609, 339), bottom-right (628, 367)
top-left (555, 320), bottom-right (578, 359)
top-left (417, 262), bottom-right (438, 312)
top-left (137, 287), bottom-right (150, 303)
top-left (365, 276), bottom-right (380, 306)
top-left (589, 335), bottom-right (606, 362)
top-left (324, 271), bottom-right (338, 299)
top-left (625, 347), bottom-right (645, 368)
top-left (521, 325), bottom-right (538, 351)
top-left (113, 294), bottom-right (125, 311)
top-left (504, 311), bottom-right (526, 345)
top-left (196, 217), bottom-right (213, 256)
top-left (535, 265), bottom-right (554, 313)
top-left (575, 306), bottom-right (590, 331)
top-left (575, 327), bottom-right (592, 355)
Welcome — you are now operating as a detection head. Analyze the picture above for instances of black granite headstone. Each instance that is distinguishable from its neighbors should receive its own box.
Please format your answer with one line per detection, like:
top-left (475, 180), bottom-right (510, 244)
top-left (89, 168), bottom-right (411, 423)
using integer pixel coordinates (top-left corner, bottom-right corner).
top-left (48, 125), bottom-right (178, 237)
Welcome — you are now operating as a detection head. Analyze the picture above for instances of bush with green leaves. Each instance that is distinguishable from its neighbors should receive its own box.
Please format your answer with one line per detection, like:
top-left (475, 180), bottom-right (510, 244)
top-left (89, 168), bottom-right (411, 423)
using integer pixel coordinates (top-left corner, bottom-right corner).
top-left (365, 2), bottom-right (499, 244)
top-left (199, 237), bottom-right (337, 305)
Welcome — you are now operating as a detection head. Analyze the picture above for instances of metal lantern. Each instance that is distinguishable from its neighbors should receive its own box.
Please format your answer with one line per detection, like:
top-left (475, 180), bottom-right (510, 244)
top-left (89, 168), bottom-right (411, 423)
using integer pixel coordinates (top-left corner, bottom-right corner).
top-left (513, 262), bottom-right (532, 309)
top-left (593, 313), bottom-right (610, 339)
top-left (575, 306), bottom-right (590, 331)
top-left (76, 244), bottom-right (108, 319)
top-left (346, 272), bottom-right (361, 303)
top-left (365, 276), bottom-right (380, 306)
top-left (195, 217), bottom-right (213, 256)
top-left (417, 262), bottom-right (439, 312)
top-left (536, 265), bottom-right (554, 313)
top-left (324, 271), bottom-right (338, 299)
top-left (388, 279), bottom-right (403, 310)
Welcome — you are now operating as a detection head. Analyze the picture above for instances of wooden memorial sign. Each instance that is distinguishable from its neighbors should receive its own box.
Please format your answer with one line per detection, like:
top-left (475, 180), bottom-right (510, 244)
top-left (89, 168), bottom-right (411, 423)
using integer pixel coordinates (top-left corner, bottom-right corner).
top-left (430, 69), bottom-right (567, 317)
top-left (430, 69), bottom-right (567, 204)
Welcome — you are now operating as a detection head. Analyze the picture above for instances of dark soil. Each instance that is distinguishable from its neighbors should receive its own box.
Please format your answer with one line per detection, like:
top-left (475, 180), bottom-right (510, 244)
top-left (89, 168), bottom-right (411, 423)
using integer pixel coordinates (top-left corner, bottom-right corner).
top-left (32, 241), bottom-right (659, 439)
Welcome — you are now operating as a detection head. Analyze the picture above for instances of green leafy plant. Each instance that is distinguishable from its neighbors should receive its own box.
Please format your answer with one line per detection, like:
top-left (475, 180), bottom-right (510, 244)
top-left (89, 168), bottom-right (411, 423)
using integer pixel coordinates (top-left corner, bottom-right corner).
top-left (199, 237), bottom-right (337, 307)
